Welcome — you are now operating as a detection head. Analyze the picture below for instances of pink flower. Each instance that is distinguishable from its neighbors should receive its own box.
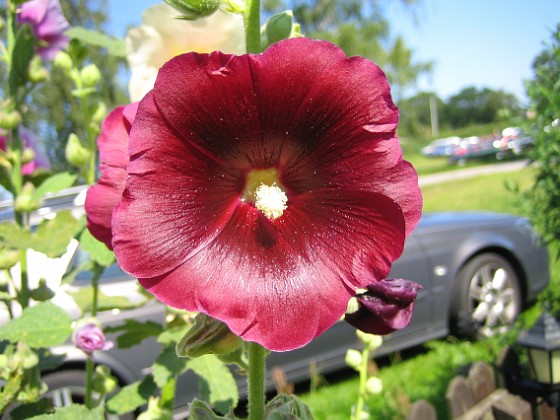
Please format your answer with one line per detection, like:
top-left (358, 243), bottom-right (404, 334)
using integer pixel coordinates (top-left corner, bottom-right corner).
top-left (73, 323), bottom-right (113, 354)
top-left (17, 0), bottom-right (70, 61)
top-left (344, 278), bottom-right (422, 335)
top-left (100, 38), bottom-right (421, 351)
top-left (85, 103), bottom-right (138, 249)
top-left (0, 127), bottom-right (50, 175)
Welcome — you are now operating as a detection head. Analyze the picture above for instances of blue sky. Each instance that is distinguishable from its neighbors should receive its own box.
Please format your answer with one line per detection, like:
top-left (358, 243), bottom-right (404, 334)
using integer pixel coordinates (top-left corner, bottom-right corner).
top-left (106, 0), bottom-right (560, 103)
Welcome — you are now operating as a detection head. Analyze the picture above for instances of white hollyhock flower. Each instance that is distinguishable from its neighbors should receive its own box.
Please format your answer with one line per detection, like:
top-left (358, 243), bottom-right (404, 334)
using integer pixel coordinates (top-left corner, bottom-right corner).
top-left (126, 3), bottom-right (245, 101)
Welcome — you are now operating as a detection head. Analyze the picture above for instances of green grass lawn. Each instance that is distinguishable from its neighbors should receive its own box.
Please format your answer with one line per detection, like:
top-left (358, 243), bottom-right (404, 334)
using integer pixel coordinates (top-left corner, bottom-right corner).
top-left (298, 166), bottom-right (552, 419)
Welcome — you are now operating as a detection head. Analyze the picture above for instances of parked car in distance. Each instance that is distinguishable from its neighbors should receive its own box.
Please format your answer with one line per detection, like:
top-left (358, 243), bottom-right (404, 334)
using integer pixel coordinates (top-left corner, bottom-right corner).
top-left (0, 187), bottom-right (550, 417)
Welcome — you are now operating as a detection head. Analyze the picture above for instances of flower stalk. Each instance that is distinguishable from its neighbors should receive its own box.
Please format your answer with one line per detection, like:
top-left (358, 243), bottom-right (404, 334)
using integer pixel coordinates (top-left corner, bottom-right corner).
top-left (247, 341), bottom-right (267, 420)
top-left (243, 0), bottom-right (261, 53)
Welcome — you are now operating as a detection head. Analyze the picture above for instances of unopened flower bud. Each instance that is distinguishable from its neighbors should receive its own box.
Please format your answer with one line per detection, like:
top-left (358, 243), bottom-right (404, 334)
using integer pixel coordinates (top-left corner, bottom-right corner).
top-left (21, 147), bottom-right (36, 165)
top-left (30, 278), bottom-right (56, 302)
top-left (0, 248), bottom-right (19, 270)
top-left (28, 57), bottom-right (48, 83)
top-left (164, 0), bottom-right (221, 20)
top-left (91, 102), bottom-right (108, 124)
top-left (53, 51), bottom-right (73, 70)
top-left (0, 110), bottom-right (22, 130)
top-left (365, 377), bottom-right (383, 395)
top-left (264, 11), bottom-right (300, 45)
top-left (14, 342), bottom-right (39, 370)
top-left (14, 183), bottom-right (40, 212)
top-left (345, 349), bottom-right (363, 371)
top-left (73, 323), bottom-right (113, 354)
top-left (65, 133), bottom-right (90, 168)
top-left (356, 330), bottom-right (383, 350)
top-left (93, 365), bottom-right (118, 395)
top-left (81, 64), bottom-right (101, 88)
top-left (176, 313), bottom-right (242, 358)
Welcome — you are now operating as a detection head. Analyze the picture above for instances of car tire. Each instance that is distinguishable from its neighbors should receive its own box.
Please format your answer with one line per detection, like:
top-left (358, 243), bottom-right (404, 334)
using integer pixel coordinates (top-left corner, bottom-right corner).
top-left (451, 253), bottom-right (522, 340)
top-left (43, 369), bottom-right (134, 419)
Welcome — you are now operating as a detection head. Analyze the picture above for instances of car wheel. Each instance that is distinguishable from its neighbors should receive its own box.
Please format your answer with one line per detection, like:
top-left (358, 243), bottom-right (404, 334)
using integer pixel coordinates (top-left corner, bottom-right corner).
top-left (452, 253), bottom-right (522, 339)
top-left (43, 370), bottom-right (134, 419)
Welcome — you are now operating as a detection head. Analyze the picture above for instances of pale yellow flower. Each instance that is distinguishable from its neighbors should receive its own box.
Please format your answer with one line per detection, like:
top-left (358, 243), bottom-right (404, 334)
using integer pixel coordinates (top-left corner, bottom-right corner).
top-left (126, 3), bottom-right (245, 101)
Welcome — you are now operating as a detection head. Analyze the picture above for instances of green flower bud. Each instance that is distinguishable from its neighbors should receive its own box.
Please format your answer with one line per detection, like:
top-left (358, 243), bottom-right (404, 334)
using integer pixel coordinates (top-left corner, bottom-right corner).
top-left (28, 56), bottom-right (48, 83)
top-left (14, 342), bottom-right (39, 370)
top-left (0, 248), bottom-right (19, 270)
top-left (0, 109), bottom-right (22, 130)
top-left (30, 278), bottom-right (56, 302)
top-left (21, 147), bottom-right (36, 165)
top-left (164, 0), bottom-right (221, 20)
top-left (65, 133), bottom-right (91, 168)
top-left (365, 376), bottom-right (383, 395)
top-left (14, 183), bottom-right (40, 213)
top-left (176, 313), bottom-right (242, 358)
top-left (93, 365), bottom-right (118, 396)
top-left (53, 51), bottom-right (73, 70)
top-left (262, 10), bottom-right (303, 48)
top-left (345, 349), bottom-right (363, 371)
top-left (356, 330), bottom-right (383, 350)
top-left (91, 102), bottom-right (108, 124)
top-left (81, 64), bottom-right (102, 88)
top-left (264, 394), bottom-right (314, 419)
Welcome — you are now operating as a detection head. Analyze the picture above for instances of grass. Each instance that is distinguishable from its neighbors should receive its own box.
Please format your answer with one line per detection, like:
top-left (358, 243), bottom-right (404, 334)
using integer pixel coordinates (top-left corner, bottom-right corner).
top-left (297, 166), bottom-right (552, 419)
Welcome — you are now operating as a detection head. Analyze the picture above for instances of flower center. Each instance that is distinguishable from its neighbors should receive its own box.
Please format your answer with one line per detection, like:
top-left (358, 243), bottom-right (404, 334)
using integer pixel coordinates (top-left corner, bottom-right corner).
top-left (242, 168), bottom-right (287, 220)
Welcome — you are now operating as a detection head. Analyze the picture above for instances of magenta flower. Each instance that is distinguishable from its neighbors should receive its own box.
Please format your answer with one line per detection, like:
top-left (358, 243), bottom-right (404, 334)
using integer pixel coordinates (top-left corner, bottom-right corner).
top-left (344, 278), bottom-right (421, 335)
top-left (85, 103), bottom-right (138, 249)
top-left (73, 323), bottom-right (113, 354)
top-left (17, 0), bottom-right (70, 61)
top-left (0, 127), bottom-right (50, 175)
top-left (104, 38), bottom-right (422, 351)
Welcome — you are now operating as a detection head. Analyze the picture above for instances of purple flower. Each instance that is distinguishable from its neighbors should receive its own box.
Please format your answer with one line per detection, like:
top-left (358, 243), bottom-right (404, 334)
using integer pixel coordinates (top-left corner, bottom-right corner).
top-left (345, 278), bottom-right (422, 335)
top-left (17, 0), bottom-right (70, 61)
top-left (73, 323), bottom-right (113, 354)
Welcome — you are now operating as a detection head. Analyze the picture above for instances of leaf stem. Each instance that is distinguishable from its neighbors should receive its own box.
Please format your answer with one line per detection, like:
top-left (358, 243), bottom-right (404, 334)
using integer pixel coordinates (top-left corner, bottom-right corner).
top-left (247, 341), bottom-right (267, 420)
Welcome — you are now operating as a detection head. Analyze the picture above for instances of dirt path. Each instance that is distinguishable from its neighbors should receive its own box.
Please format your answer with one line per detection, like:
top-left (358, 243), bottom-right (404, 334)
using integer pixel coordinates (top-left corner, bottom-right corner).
top-left (418, 160), bottom-right (531, 187)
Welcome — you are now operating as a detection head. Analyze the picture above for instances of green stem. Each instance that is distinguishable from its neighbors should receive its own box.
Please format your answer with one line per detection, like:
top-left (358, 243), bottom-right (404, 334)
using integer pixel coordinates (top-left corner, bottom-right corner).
top-left (243, 0), bottom-right (261, 53)
top-left (353, 346), bottom-right (370, 420)
top-left (247, 341), bottom-right (267, 420)
top-left (85, 357), bottom-right (94, 408)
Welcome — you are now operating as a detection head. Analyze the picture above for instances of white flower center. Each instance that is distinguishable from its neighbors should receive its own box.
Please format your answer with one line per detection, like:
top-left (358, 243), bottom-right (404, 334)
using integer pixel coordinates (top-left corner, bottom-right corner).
top-left (254, 183), bottom-right (287, 220)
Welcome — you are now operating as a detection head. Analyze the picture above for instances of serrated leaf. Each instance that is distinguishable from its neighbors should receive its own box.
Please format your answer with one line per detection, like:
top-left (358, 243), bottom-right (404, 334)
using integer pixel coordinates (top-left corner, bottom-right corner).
top-left (69, 285), bottom-right (143, 313)
top-left (0, 302), bottom-right (72, 348)
top-left (188, 355), bottom-right (238, 414)
top-left (28, 404), bottom-right (104, 419)
top-left (66, 27), bottom-right (126, 57)
top-left (104, 319), bottom-right (163, 349)
top-left (152, 344), bottom-right (190, 388)
top-left (106, 375), bottom-right (157, 415)
top-left (157, 325), bottom-right (189, 346)
top-left (31, 173), bottom-right (77, 201)
top-left (79, 229), bottom-right (114, 267)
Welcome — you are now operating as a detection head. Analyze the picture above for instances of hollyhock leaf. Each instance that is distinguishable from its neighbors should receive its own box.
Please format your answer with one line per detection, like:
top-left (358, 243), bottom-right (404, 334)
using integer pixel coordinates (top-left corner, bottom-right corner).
top-left (66, 26), bottom-right (126, 57)
top-left (9, 25), bottom-right (35, 93)
top-left (31, 172), bottom-right (76, 201)
top-left (106, 376), bottom-right (157, 415)
top-left (79, 229), bottom-right (115, 267)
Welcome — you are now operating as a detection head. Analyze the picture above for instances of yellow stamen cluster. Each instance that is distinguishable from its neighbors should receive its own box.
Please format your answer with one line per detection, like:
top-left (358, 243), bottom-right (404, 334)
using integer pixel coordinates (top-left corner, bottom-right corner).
top-left (254, 183), bottom-right (288, 220)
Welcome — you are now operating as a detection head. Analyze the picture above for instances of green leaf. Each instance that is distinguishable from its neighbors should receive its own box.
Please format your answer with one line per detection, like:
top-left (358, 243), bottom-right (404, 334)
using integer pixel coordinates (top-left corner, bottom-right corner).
top-left (106, 376), bottom-right (157, 415)
top-left (66, 27), bottom-right (126, 57)
top-left (0, 303), bottom-right (72, 348)
top-left (152, 344), bottom-right (190, 388)
top-left (10, 398), bottom-right (54, 420)
top-left (9, 25), bottom-right (35, 95)
top-left (69, 286), bottom-right (144, 313)
top-left (189, 399), bottom-right (237, 420)
top-left (104, 319), bottom-right (163, 349)
top-left (31, 173), bottom-right (77, 201)
top-left (28, 404), bottom-right (104, 419)
top-left (79, 229), bottom-right (115, 267)
top-left (188, 355), bottom-right (238, 414)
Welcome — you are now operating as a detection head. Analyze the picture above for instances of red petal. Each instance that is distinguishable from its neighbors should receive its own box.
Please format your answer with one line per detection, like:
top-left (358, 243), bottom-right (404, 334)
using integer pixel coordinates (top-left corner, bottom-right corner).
top-left (138, 189), bottom-right (405, 351)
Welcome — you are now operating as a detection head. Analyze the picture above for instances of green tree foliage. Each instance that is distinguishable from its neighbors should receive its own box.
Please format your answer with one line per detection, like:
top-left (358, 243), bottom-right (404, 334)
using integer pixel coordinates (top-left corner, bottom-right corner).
top-left (26, 0), bottom-right (128, 172)
top-left (398, 91), bottom-right (443, 138)
top-left (522, 24), bottom-right (560, 257)
top-left (264, 0), bottom-right (432, 98)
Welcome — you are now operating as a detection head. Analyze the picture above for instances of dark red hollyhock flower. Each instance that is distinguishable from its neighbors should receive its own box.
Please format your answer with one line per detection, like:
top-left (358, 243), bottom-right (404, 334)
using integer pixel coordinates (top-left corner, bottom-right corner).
top-left (111, 38), bottom-right (422, 351)
top-left (85, 102), bottom-right (138, 249)
top-left (344, 278), bottom-right (422, 335)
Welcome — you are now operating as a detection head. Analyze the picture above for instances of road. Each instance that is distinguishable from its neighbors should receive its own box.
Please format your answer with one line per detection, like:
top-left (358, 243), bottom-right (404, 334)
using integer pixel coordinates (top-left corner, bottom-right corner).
top-left (418, 160), bottom-right (531, 187)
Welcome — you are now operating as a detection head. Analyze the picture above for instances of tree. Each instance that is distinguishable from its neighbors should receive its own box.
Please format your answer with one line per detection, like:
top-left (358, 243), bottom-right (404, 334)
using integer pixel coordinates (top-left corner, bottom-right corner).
top-left (398, 91), bottom-right (444, 138)
top-left (520, 24), bottom-right (560, 258)
top-left (264, 0), bottom-right (432, 99)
